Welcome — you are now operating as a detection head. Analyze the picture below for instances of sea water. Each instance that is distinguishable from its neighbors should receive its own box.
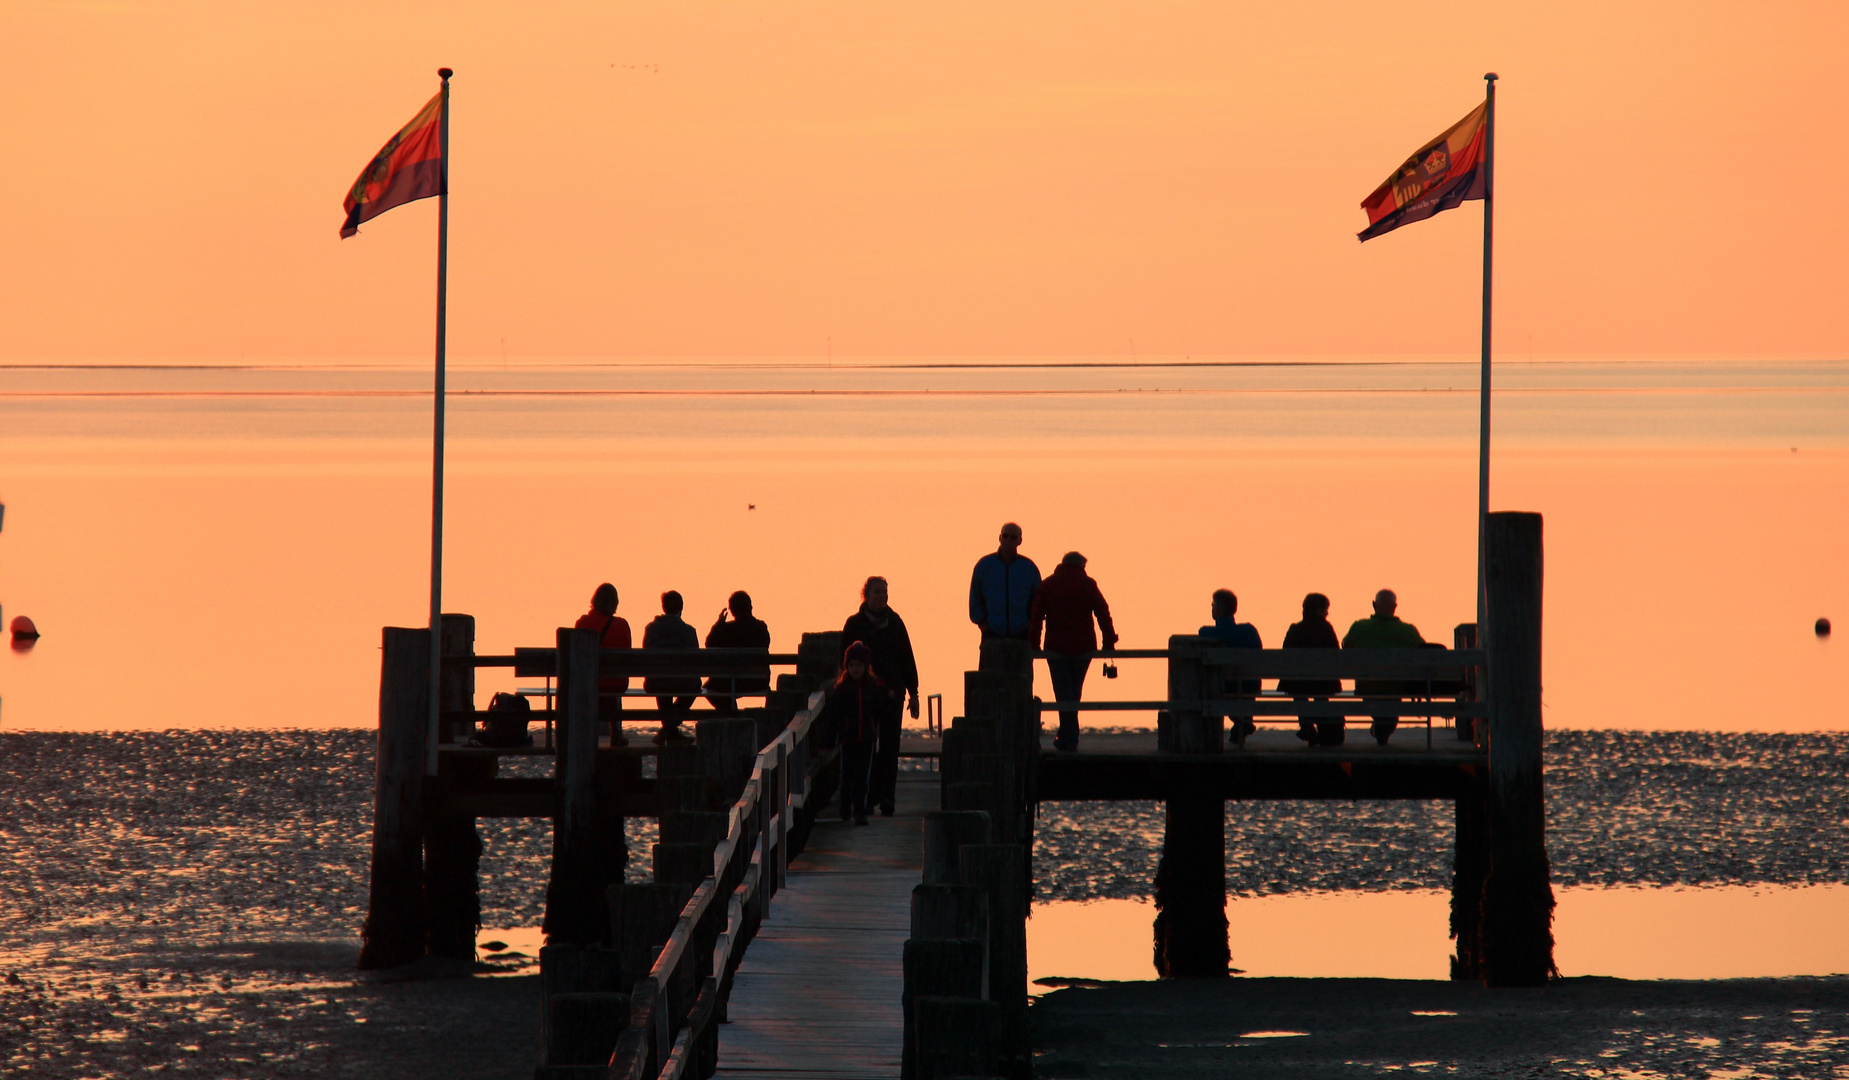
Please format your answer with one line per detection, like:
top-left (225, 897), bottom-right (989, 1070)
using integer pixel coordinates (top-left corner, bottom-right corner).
top-left (0, 359), bottom-right (1845, 988)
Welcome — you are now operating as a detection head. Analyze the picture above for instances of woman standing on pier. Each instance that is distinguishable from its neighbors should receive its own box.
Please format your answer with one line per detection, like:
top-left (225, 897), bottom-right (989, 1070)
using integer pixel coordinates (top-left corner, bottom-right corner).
top-left (821, 642), bottom-right (887, 825)
top-left (1031, 552), bottom-right (1119, 753)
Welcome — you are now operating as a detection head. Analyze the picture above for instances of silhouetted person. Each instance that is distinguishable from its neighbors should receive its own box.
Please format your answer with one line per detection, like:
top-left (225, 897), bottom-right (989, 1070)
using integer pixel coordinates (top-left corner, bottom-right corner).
top-left (842, 576), bottom-right (919, 817)
top-left (1281, 592), bottom-right (1343, 745)
top-left (1031, 551), bottom-right (1119, 752)
top-left (705, 590), bottom-right (770, 714)
top-left (969, 521), bottom-right (1042, 641)
top-left (819, 642), bottom-right (886, 825)
top-left (643, 590), bottom-right (699, 743)
top-left (1199, 589), bottom-right (1262, 744)
top-left (1343, 589), bottom-right (1426, 746)
top-left (573, 583), bottom-right (632, 746)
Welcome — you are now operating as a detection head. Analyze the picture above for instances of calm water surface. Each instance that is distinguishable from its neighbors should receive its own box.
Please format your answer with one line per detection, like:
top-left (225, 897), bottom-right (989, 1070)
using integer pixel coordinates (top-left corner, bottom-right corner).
top-left (1, 359), bottom-right (1842, 732)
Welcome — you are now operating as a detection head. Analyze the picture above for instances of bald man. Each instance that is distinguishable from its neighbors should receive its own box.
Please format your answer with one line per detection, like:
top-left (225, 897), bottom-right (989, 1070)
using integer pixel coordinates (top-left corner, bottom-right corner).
top-left (1342, 589), bottom-right (1426, 746)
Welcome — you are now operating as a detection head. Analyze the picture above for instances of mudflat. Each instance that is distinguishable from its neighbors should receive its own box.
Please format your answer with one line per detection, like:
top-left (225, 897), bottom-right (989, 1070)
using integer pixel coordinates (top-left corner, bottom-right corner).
top-left (1031, 975), bottom-right (1849, 1078)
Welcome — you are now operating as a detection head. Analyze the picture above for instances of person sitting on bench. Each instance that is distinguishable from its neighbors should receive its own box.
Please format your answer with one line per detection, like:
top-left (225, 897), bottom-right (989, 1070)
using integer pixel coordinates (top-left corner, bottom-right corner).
top-left (1281, 592), bottom-right (1343, 745)
top-left (1199, 589), bottom-right (1261, 744)
top-left (642, 590), bottom-right (699, 744)
top-left (1342, 589), bottom-right (1426, 746)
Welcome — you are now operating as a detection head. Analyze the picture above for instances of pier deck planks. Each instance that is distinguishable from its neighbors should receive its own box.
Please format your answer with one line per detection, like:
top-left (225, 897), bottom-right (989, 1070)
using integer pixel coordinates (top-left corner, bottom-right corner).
top-left (714, 774), bottom-right (935, 1080)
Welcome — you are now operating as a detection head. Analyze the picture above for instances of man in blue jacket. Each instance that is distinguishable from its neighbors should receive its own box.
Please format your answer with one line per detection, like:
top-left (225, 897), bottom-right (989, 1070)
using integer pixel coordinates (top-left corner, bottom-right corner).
top-left (969, 522), bottom-right (1042, 641)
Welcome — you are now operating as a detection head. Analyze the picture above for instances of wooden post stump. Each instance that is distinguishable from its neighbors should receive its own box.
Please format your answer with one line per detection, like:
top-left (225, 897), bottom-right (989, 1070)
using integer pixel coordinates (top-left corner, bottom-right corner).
top-left (913, 996), bottom-right (999, 1080)
top-left (607, 882), bottom-right (692, 989)
top-left (359, 627), bottom-right (429, 970)
top-left (1482, 511), bottom-right (1554, 986)
top-left (902, 939), bottom-right (987, 1080)
top-left (923, 811), bottom-right (992, 885)
top-left (1152, 790), bottom-right (1228, 977)
top-left (698, 717), bottom-right (761, 806)
top-left (959, 844), bottom-right (1027, 1072)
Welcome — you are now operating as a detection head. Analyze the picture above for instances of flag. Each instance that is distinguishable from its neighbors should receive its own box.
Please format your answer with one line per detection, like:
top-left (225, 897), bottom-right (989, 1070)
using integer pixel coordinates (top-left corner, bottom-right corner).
top-left (1357, 100), bottom-right (1488, 242)
top-left (340, 92), bottom-right (445, 239)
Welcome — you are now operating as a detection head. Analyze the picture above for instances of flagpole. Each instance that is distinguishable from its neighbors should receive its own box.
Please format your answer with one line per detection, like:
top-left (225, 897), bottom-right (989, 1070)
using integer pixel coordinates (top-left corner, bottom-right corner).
top-left (1476, 72), bottom-right (1497, 634)
top-left (427, 67), bottom-right (453, 777)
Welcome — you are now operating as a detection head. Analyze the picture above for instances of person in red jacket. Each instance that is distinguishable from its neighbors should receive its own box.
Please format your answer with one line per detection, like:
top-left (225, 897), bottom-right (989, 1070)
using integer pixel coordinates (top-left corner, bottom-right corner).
top-left (1030, 552), bottom-right (1119, 752)
top-left (819, 641), bottom-right (887, 825)
top-left (573, 582), bottom-right (632, 745)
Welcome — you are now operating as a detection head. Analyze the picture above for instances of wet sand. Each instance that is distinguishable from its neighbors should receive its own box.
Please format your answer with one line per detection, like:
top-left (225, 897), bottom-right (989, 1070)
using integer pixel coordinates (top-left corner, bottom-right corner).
top-left (1032, 975), bottom-right (1849, 1077)
top-left (0, 937), bottom-right (538, 1079)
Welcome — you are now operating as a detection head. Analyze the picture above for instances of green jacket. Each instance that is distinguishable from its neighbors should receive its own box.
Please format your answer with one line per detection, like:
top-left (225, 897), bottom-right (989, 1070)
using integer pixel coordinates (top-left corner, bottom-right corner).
top-left (1341, 614), bottom-right (1425, 650)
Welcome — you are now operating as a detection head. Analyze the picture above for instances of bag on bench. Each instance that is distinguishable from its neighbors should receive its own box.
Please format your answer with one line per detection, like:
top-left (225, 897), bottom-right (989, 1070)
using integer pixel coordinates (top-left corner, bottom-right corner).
top-left (475, 691), bottom-right (535, 748)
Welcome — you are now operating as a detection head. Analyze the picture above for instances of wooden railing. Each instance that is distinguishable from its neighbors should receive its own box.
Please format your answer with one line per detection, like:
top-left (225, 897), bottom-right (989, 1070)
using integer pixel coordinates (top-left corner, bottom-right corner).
top-left (607, 685), bottom-right (837, 1080)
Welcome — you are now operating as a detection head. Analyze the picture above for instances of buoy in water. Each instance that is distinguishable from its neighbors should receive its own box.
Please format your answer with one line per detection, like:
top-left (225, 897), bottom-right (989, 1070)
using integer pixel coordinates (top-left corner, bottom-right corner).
top-left (9, 615), bottom-right (38, 639)
top-left (1819, 617), bottom-right (1833, 637)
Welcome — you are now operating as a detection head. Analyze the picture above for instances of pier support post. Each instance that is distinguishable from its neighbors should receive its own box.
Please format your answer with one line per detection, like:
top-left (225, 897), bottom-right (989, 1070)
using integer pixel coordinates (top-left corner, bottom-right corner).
top-left (1450, 778), bottom-right (1490, 980)
top-left (1153, 790), bottom-right (1228, 977)
top-left (1481, 511), bottom-right (1555, 986)
top-left (545, 627), bottom-right (625, 946)
top-left (424, 613), bottom-right (483, 962)
top-left (359, 627), bottom-right (429, 970)
top-left (960, 843), bottom-right (1028, 1075)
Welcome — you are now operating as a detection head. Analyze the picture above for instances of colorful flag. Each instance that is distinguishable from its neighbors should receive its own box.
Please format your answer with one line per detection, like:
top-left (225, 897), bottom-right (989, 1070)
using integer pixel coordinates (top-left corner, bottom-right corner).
top-left (340, 92), bottom-right (445, 239)
top-left (1357, 100), bottom-right (1488, 242)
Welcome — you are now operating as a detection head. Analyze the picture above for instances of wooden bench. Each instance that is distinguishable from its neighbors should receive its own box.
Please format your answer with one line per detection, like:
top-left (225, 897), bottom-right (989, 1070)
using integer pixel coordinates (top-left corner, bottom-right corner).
top-left (1033, 636), bottom-right (1486, 750)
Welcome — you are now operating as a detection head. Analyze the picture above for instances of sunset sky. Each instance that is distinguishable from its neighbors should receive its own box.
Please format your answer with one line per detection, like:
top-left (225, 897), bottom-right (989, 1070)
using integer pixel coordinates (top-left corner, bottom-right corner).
top-left (5, 0), bottom-right (1846, 364)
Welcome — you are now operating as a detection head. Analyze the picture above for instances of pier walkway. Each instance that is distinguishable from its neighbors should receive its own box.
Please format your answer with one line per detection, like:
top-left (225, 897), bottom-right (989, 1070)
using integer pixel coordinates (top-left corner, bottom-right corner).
top-left (714, 774), bottom-right (933, 1080)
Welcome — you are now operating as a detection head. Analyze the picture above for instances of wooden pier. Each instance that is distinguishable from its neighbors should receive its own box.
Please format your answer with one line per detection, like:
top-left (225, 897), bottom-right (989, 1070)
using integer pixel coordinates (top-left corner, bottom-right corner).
top-left (356, 510), bottom-right (1553, 1079)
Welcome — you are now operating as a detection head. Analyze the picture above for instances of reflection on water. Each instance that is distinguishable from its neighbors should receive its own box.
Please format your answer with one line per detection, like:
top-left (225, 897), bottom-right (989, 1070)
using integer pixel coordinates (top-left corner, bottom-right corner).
top-left (1030, 885), bottom-right (1849, 986)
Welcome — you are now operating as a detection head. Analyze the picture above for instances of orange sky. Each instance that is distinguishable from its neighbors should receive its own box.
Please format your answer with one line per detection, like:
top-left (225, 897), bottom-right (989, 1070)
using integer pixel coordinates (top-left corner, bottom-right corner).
top-left (3, 0), bottom-right (1846, 363)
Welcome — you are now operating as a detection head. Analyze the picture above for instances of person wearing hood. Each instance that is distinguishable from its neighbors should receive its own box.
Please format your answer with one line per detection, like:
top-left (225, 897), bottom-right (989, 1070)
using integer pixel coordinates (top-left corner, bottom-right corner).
top-left (572, 583), bottom-right (632, 745)
top-left (1030, 551), bottom-right (1119, 752)
top-left (1199, 589), bottom-right (1262, 744)
top-left (842, 576), bottom-right (919, 817)
top-left (819, 642), bottom-right (887, 825)
top-left (642, 590), bottom-right (699, 744)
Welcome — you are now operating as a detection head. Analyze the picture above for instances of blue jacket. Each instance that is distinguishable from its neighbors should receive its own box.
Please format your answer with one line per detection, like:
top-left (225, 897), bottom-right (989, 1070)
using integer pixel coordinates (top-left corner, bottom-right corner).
top-left (969, 553), bottom-right (1042, 637)
top-left (1200, 617), bottom-right (1262, 694)
top-left (1199, 617), bottom-right (1262, 649)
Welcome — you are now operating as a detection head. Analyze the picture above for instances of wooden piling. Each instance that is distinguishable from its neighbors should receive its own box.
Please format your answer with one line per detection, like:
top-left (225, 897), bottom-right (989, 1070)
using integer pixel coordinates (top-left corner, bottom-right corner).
top-left (901, 939), bottom-right (987, 1080)
top-left (1449, 778), bottom-right (1490, 980)
top-left (913, 996), bottom-right (999, 1080)
top-left (923, 811), bottom-right (992, 886)
top-left (544, 627), bottom-right (625, 946)
top-left (358, 626), bottom-right (429, 970)
top-left (697, 717), bottom-right (760, 806)
top-left (608, 882), bottom-right (692, 989)
top-left (424, 613), bottom-right (483, 962)
top-left (1481, 510), bottom-right (1555, 986)
top-left (1152, 791), bottom-right (1228, 977)
top-left (959, 844), bottom-right (1027, 1073)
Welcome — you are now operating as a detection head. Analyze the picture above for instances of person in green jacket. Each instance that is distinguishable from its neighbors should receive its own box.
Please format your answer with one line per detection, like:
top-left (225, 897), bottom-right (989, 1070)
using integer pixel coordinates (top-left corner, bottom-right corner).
top-left (1341, 589), bottom-right (1426, 746)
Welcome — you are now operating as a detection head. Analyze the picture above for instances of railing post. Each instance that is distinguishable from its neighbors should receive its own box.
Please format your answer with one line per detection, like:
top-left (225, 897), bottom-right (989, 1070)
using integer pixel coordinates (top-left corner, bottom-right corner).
top-left (1166, 635), bottom-right (1220, 754)
top-left (1482, 510), bottom-right (1554, 986)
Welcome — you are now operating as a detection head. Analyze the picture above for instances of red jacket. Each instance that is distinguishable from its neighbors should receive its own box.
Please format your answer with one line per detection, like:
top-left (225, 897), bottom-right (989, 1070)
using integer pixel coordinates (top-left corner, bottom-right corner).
top-left (574, 610), bottom-right (632, 693)
top-left (1030, 563), bottom-right (1118, 655)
